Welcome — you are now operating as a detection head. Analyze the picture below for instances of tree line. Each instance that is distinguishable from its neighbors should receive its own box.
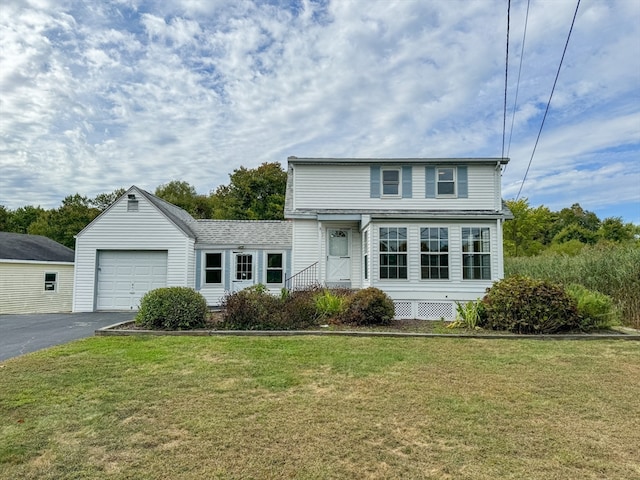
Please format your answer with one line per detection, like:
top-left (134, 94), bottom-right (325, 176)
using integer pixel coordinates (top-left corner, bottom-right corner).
top-left (1, 161), bottom-right (637, 254)
top-left (0, 162), bottom-right (287, 249)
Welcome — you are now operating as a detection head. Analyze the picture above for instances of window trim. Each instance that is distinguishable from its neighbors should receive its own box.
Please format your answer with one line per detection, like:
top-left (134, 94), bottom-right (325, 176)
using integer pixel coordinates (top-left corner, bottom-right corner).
top-left (203, 252), bottom-right (224, 285)
top-left (420, 227), bottom-right (450, 281)
top-left (462, 227), bottom-right (492, 280)
top-left (44, 272), bottom-right (57, 292)
top-left (378, 226), bottom-right (408, 280)
top-left (265, 251), bottom-right (285, 285)
top-left (381, 168), bottom-right (401, 197)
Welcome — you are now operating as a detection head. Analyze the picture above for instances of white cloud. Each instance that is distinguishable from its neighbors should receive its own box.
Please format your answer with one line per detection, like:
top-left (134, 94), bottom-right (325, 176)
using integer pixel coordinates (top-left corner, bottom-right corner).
top-left (0, 0), bottom-right (638, 223)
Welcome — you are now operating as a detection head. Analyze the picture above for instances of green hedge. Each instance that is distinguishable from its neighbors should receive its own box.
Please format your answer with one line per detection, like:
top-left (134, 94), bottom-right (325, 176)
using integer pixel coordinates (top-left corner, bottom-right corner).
top-left (135, 287), bottom-right (208, 330)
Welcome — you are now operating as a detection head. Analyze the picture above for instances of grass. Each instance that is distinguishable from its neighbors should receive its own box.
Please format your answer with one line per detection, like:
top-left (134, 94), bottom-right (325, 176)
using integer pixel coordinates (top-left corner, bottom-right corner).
top-left (505, 242), bottom-right (640, 329)
top-left (1, 336), bottom-right (639, 480)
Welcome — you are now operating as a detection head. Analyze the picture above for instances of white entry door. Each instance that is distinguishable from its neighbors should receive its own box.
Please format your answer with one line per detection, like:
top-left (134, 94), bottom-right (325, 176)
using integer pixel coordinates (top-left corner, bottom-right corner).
top-left (327, 229), bottom-right (351, 283)
top-left (232, 252), bottom-right (255, 292)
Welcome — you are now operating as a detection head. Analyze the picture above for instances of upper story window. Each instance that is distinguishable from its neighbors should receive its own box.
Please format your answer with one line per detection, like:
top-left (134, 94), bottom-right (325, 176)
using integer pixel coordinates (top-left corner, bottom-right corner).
top-left (426, 166), bottom-right (468, 199)
top-left (382, 169), bottom-right (400, 196)
top-left (379, 227), bottom-right (408, 279)
top-left (437, 168), bottom-right (456, 196)
top-left (205, 253), bottom-right (223, 284)
top-left (44, 272), bottom-right (57, 292)
top-left (266, 253), bottom-right (284, 284)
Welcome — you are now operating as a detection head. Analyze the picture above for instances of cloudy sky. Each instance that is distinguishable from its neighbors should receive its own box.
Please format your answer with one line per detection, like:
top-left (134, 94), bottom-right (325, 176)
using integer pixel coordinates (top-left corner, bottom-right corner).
top-left (1, 0), bottom-right (639, 222)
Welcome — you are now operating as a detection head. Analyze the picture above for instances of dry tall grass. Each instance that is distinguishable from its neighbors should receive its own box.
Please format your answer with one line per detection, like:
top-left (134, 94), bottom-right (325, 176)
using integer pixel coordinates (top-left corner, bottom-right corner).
top-left (505, 242), bottom-right (640, 328)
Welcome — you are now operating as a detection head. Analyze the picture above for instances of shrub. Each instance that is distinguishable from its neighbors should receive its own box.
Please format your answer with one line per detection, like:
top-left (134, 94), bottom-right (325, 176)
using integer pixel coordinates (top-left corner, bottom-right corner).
top-left (341, 287), bottom-right (395, 326)
top-left (449, 300), bottom-right (486, 329)
top-left (282, 286), bottom-right (324, 329)
top-left (565, 284), bottom-right (621, 331)
top-left (220, 286), bottom-right (282, 330)
top-left (315, 289), bottom-right (348, 319)
top-left (481, 276), bottom-right (580, 334)
top-left (135, 287), bottom-right (208, 330)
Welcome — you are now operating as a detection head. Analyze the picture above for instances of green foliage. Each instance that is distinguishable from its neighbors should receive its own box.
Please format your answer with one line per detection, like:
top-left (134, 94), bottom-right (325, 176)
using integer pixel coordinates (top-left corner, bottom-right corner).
top-left (481, 276), bottom-right (581, 334)
top-left (155, 180), bottom-right (213, 219)
top-left (565, 284), bottom-right (621, 331)
top-left (504, 198), bottom-right (554, 256)
top-left (135, 287), bottom-right (208, 330)
top-left (91, 188), bottom-right (126, 211)
top-left (221, 285), bottom-right (322, 330)
top-left (210, 162), bottom-right (287, 220)
top-left (544, 239), bottom-right (586, 256)
top-left (505, 242), bottom-right (640, 329)
top-left (340, 287), bottom-right (395, 326)
top-left (449, 300), bottom-right (486, 329)
top-left (314, 289), bottom-right (347, 318)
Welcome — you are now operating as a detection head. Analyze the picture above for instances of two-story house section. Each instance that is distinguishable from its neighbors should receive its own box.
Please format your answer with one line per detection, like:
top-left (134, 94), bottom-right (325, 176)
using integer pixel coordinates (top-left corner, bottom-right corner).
top-left (284, 157), bottom-right (512, 320)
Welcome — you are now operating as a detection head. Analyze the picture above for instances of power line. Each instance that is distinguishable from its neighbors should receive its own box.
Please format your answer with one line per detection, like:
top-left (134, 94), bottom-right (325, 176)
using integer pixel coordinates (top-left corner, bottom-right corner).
top-left (504, 0), bottom-right (531, 173)
top-left (516, 0), bottom-right (581, 201)
top-left (501, 0), bottom-right (511, 161)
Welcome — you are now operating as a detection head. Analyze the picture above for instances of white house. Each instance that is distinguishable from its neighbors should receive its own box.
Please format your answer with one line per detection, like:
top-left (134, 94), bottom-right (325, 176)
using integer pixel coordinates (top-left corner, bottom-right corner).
top-left (0, 232), bottom-right (75, 314)
top-left (72, 188), bottom-right (291, 312)
top-left (73, 156), bottom-right (510, 319)
top-left (284, 157), bottom-right (511, 319)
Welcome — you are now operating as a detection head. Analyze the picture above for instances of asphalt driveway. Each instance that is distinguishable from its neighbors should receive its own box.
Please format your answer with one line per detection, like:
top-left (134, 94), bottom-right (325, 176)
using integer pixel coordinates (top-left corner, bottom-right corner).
top-left (0, 312), bottom-right (134, 362)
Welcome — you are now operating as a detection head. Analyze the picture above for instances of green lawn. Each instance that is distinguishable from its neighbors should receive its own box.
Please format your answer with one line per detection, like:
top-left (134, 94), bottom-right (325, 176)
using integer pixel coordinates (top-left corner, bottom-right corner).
top-left (1, 336), bottom-right (639, 479)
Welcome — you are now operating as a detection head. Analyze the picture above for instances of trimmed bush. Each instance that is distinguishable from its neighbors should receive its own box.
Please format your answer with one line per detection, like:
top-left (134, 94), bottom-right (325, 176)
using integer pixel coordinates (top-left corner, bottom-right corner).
top-left (341, 287), bottom-right (395, 326)
top-left (481, 276), bottom-right (580, 334)
top-left (565, 284), bottom-right (621, 331)
top-left (135, 287), bottom-right (208, 330)
top-left (282, 286), bottom-right (324, 329)
top-left (220, 285), bottom-right (282, 330)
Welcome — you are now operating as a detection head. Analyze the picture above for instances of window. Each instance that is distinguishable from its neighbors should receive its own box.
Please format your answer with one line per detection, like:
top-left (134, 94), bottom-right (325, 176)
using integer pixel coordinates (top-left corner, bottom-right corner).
top-left (363, 230), bottom-right (369, 280)
top-left (236, 254), bottom-right (253, 280)
top-left (44, 272), bottom-right (57, 291)
top-left (382, 169), bottom-right (400, 196)
top-left (266, 253), bottom-right (284, 284)
top-left (379, 227), bottom-right (407, 279)
top-left (205, 253), bottom-right (223, 284)
top-left (420, 228), bottom-right (449, 279)
top-left (462, 227), bottom-right (491, 280)
top-left (437, 167), bottom-right (455, 196)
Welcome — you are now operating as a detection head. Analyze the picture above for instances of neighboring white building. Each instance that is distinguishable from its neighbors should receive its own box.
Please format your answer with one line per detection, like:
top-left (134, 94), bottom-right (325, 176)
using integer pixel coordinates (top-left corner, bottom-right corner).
top-left (73, 156), bottom-right (511, 319)
top-left (284, 157), bottom-right (512, 319)
top-left (0, 232), bottom-right (75, 314)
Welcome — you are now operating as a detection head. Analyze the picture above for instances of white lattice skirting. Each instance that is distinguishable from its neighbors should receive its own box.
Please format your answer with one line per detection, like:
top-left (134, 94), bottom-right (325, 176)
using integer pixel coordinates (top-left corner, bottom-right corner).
top-left (394, 301), bottom-right (455, 320)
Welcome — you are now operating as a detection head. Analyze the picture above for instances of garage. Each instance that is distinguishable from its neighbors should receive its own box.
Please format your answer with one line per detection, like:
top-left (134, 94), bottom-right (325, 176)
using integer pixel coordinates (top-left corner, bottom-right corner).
top-left (96, 250), bottom-right (168, 311)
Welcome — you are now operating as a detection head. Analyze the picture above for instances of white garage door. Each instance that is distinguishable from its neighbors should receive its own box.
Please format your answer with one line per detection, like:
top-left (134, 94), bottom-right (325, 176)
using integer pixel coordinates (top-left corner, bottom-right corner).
top-left (96, 251), bottom-right (168, 311)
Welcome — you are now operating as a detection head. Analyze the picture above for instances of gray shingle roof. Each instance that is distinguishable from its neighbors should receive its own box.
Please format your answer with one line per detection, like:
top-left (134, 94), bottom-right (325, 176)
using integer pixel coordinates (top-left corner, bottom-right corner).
top-left (136, 188), bottom-right (198, 238)
top-left (0, 232), bottom-right (75, 262)
top-left (194, 220), bottom-right (292, 247)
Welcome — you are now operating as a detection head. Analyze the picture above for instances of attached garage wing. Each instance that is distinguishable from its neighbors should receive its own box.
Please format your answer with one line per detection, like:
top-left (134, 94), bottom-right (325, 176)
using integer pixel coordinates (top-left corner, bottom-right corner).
top-left (96, 251), bottom-right (168, 311)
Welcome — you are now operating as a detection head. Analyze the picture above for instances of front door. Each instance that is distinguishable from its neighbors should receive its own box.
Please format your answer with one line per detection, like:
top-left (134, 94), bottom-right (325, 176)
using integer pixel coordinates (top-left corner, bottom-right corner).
top-left (232, 252), bottom-right (255, 292)
top-left (327, 229), bottom-right (351, 284)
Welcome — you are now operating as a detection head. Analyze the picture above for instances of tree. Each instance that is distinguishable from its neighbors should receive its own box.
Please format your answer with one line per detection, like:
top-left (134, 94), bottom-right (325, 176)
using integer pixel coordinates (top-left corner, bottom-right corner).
top-left (27, 194), bottom-right (100, 249)
top-left (503, 199), bottom-right (554, 256)
top-left (210, 162), bottom-right (287, 220)
top-left (92, 188), bottom-right (126, 211)
top-left (3, 205), bottom-right (46, 233)
top-left (550, 203), bottom-right (600, 239)
top-left (598, 217), bottom-right (635, 243)
top-left (155, 181), bottom-right (212, 218)
top-left (0, 205), bottom-right (9, 231)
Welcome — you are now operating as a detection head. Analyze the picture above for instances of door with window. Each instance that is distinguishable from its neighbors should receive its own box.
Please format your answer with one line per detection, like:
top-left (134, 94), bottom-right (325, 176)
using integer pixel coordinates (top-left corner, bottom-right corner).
top-left (326, 229), bottom-right (351, 284)
top-left (232, 252), bottom-right (255, 292)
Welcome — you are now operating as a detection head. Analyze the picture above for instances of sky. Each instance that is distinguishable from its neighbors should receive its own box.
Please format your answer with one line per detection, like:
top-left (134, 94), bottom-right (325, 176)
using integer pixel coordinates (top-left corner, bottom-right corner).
top-left (1, 0), bottom-right (639, 223)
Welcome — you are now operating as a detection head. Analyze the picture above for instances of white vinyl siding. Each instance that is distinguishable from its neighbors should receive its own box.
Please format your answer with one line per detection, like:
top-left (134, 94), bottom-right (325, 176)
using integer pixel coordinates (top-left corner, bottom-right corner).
top-left (73, 191), bottom-right (195, 312)
top-left (291, 219), bottom-right (320, 280)
top-left (292, 164), bottom-right (498, 211)
top-left (0, 261), bottom-right (74, 314)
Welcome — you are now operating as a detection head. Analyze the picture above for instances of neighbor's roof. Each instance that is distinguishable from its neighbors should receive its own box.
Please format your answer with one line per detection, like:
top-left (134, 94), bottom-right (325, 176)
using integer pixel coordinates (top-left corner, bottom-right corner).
top-left (0, 232), bottom-right (75, 262)
top-left (194, 220), bottom-right (292, 247)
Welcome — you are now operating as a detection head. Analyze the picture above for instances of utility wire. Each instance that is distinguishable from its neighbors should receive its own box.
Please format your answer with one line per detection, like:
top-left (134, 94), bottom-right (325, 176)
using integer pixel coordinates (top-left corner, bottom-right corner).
top-left (504, 0), bottom-right (531, 174)
top-left (501, 0), bottom-right (511, 161)
top-left (516, 0), bottom-right (581, 200)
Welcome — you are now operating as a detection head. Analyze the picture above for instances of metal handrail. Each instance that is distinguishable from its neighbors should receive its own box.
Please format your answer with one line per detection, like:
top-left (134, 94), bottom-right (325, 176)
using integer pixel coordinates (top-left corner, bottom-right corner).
top-left (285, 262), bottom-right (319, 290)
